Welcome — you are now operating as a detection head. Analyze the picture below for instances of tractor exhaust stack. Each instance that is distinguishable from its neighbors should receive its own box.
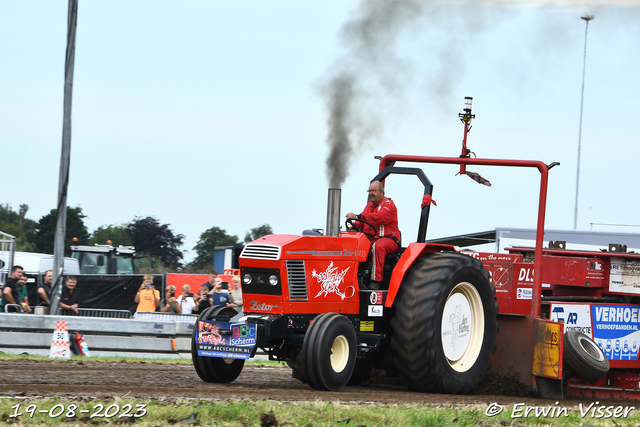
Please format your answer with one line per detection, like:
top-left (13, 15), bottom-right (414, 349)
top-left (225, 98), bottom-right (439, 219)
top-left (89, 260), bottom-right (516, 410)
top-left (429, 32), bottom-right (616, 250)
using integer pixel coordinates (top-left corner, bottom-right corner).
top-left (326, 188), bottom-right (341, 237)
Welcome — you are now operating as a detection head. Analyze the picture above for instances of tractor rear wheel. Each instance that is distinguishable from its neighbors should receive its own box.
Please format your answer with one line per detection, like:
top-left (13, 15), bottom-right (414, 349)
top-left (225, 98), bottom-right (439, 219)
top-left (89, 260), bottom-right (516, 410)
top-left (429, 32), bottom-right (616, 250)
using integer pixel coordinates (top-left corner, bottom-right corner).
top-left (192, 306), bottom-right (245, 383)
top-left (301, 312), bottom-right (357, 391)
top-left (390, 252), bottom-right (497, 394)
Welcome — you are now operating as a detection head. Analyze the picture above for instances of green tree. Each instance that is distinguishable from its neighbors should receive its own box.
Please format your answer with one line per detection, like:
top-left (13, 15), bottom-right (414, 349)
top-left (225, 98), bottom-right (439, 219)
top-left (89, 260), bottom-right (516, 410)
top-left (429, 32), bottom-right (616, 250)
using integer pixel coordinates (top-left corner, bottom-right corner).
top-left (90, 224), bottom-right (133, 247)
top-left (191, 226), bottom-right (241, 270)
top-left (127, 216), bottom-right (184, 271)
top-left (0, 204), bottom-right (38, 251)
top-left (244, 224), bottom-right (274, 243)
top-left (32, 206), bottom-right (90, 255)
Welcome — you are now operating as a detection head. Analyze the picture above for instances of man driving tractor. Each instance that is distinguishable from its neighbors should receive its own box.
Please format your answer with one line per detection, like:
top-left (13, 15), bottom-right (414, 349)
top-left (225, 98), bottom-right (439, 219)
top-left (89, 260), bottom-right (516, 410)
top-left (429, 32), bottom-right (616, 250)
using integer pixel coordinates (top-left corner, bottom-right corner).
top-left (346, 180), bottom-right (400, 289)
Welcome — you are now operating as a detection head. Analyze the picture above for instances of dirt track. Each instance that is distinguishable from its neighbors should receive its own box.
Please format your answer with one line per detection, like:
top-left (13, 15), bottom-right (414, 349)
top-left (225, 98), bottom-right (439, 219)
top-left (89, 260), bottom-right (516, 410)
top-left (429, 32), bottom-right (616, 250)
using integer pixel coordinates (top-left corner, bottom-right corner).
top-left (0, 358), bottom-right (580, 407)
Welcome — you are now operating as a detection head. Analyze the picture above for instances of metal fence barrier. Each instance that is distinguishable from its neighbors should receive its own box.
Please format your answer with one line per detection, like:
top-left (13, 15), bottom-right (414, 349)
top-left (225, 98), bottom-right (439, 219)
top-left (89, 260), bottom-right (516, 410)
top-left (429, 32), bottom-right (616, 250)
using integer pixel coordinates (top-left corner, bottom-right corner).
top-left (1, 307), bottom-right (195, 320)
top-left (133, 311), bottom-right (198, 322)
top-left (2, 304), bottom-right (24, 313)
top-left (60, 308), bottom-right (133, 318)
top-left (0, 312), bottom-right (195, 358)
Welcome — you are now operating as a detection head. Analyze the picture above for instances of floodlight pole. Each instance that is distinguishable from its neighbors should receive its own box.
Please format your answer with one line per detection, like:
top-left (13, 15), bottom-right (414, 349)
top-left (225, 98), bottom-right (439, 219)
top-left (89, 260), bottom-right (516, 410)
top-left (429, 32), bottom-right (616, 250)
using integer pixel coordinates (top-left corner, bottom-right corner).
top-left (51, 0), bottom-right (78, 314)
top-left (573, 14), bottom-right (594, 230)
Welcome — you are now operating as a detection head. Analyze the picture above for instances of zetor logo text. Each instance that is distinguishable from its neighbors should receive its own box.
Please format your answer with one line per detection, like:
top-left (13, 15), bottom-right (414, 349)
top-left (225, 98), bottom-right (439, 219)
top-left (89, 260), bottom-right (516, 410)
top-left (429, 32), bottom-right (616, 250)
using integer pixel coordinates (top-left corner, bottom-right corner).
top-left (249, 301), bottom-right (278, 311)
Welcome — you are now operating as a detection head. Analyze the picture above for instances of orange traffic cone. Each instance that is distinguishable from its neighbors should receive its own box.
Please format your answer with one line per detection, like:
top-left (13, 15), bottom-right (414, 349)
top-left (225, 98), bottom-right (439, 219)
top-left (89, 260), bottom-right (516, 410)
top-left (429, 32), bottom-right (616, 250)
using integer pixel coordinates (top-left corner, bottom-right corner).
top-left (49, 320), bottom-right (71, 359)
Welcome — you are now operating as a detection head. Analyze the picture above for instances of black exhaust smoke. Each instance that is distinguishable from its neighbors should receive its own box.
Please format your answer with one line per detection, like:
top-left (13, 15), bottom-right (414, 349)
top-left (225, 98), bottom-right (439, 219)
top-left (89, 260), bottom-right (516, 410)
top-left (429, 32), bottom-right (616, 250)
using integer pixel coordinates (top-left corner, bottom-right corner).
top-left (322, 1), bottom-right (426, 189)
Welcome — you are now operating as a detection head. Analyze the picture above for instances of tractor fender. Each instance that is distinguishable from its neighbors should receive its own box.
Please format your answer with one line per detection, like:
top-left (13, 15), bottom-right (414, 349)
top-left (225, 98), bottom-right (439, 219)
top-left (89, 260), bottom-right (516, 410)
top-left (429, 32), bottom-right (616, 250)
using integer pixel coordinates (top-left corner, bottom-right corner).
top-left (385, 242), bottom-right (457, 308)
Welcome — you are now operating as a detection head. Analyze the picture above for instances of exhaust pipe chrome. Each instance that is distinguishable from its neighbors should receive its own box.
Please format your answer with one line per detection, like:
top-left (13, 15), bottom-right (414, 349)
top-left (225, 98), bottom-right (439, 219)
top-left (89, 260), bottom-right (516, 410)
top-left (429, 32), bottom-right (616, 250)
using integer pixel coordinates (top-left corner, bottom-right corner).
top-left (326, 188), bottom-right (341, 237)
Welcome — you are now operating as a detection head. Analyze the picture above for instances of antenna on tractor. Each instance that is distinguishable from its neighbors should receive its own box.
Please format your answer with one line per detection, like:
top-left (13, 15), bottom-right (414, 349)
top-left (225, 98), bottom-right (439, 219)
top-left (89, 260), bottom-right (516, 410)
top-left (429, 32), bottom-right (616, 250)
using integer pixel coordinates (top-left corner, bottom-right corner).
top-left (457, 97), bottom-right (491, 187)
top-left (458, 96), bottom-right (475, 161)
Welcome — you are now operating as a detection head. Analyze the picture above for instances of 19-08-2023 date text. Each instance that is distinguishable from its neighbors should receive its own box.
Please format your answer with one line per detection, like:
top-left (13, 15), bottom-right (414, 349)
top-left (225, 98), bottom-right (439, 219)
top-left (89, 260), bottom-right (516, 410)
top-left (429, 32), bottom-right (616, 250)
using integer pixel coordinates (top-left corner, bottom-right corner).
top-left (10, 403), bottom-right (147, 419)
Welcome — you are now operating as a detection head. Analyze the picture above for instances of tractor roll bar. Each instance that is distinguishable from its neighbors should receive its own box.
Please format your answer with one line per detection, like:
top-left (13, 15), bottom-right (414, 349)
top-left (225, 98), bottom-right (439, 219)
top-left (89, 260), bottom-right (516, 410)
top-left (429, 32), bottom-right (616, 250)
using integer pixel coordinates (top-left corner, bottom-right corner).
top-left (370, 166), bottom-right (433, 244)
top-left (379, 154), bottom-right (552, 319)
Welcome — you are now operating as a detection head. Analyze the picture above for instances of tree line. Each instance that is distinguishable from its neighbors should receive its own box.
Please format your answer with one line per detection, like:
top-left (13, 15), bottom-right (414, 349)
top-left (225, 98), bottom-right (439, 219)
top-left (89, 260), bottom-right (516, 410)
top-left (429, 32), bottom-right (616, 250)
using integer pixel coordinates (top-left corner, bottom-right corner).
top-left (0, 204), bottom-right (272, 273)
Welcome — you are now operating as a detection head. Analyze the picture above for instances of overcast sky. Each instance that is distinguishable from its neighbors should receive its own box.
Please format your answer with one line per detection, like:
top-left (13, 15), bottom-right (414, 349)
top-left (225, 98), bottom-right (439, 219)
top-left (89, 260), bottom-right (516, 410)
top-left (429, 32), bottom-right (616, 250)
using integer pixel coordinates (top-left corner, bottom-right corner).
top-left (1, 0), bottom-right (639, 263)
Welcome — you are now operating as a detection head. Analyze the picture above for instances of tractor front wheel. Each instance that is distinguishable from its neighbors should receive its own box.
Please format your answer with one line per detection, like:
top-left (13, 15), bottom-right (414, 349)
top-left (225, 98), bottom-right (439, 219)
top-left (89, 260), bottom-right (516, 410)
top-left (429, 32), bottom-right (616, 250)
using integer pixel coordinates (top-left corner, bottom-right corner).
top-left (301, 312), bottom-right (357, 391)
top-left (191, 306), bottom-right (245, 383)
top-left (390, 252), bottom-right (497, 394)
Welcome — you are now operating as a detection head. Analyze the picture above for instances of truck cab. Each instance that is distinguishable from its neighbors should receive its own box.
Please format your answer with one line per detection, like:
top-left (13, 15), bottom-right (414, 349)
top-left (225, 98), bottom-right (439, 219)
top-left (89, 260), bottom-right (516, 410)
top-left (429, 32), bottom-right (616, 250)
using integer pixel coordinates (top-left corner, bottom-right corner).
top-left (70, 244), bottom-right (135, 274)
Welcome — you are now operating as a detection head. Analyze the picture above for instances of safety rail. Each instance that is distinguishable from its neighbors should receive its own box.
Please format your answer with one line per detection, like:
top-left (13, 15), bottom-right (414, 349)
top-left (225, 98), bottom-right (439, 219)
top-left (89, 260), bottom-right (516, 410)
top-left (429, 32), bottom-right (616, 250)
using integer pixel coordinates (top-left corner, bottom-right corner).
top-left (0, 231), bottom-right (16, 287)
top-left (2, 304), bottom-right (24, 313)
top-left (133, 311), bottom-right (198, 321)
top-left (60, 308), bottom-right (133, 319)
top-left (0, 312), bottom-right (195, 359)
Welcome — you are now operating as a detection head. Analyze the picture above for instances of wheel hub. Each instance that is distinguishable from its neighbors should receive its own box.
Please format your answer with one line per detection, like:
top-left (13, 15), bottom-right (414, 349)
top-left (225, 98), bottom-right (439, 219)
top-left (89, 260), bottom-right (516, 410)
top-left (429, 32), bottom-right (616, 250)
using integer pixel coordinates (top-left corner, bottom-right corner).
top-left (441, 282), bottom-right (485, 372)
top-left (330, 335), bottom-right (349, 372)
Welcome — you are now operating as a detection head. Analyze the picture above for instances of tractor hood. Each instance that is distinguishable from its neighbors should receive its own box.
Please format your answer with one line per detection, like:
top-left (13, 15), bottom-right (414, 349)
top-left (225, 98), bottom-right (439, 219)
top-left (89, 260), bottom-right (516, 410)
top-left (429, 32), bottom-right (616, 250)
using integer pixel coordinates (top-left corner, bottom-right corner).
top-left (240, 233), bottom-right (370, 262)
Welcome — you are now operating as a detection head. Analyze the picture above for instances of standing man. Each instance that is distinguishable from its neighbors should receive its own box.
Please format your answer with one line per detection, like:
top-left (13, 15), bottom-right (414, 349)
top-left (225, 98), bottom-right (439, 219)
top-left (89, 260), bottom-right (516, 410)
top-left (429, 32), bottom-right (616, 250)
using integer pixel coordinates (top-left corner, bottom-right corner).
top-left (1, 265), bottom-right (24, 312)
top-left (37, 270), bottom-right (53, 306)
top-left (18, 274), bottom-right (32, 313)
top-left (134, 274), bottom-right (160, 312)
top-left (60, 276), bottom-right (80, 315)
top-left (202, 270), bottom-right (218, 292)
top-left (160, 285), bottom-right (181, 313)
top-left (346, 181), bottom-right (400, 289)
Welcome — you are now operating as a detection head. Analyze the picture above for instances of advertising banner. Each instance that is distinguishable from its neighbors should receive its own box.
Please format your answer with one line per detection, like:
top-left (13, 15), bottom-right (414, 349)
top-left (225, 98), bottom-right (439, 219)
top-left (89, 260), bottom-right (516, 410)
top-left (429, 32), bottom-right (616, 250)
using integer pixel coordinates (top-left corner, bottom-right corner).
top-left (194, 320), bottom-right (256, 359)
top-left (550, 302), bottom-right (640, 361)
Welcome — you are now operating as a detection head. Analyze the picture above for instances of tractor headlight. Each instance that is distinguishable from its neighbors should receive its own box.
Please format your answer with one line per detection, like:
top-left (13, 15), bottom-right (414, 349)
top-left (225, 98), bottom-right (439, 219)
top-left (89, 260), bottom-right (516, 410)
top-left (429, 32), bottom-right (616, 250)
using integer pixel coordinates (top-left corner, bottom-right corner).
top-left (239, 267), bottom-right (281, 295)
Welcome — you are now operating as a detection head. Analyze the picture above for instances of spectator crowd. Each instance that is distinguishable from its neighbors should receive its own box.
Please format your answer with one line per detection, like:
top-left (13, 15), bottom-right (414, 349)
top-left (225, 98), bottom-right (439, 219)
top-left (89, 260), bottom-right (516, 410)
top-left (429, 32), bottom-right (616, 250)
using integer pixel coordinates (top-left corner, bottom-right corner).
top-left (1, 266), bottom-right (243, 317)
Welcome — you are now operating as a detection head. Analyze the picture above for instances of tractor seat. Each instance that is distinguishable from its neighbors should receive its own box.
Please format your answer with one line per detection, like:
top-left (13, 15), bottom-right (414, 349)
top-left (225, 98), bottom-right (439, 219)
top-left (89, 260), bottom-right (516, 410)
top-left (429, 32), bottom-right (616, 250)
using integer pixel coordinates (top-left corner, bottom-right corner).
top-left (383, 247), bottom-right (405, 273)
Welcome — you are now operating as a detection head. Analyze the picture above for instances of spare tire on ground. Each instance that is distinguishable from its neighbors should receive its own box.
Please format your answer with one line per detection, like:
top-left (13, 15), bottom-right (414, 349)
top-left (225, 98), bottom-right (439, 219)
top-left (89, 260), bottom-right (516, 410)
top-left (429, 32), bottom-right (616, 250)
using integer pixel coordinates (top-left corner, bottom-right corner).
top-left (563, 330), bottom-right (609, 383)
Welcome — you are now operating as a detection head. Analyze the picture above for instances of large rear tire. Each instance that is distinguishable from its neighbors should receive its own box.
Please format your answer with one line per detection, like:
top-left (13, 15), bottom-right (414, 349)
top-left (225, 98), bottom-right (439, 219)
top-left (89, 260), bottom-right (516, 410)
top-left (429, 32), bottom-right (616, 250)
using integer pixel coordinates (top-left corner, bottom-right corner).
top-left (390, 252), bottom-right (497, 394)
top-left (192, 306), bottom-right (245, 383)
top-left (301, 313), bottom-right (357, 391)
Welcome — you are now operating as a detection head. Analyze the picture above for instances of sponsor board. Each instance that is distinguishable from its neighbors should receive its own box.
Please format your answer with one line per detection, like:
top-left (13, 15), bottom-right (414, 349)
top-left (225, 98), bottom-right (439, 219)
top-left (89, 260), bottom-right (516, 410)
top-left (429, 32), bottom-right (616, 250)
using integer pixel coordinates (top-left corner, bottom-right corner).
top-left (532, 319), bottom-right (562, 379)
top-left (610, 258), bottom-right (640, 295)
top-left (370, 291), bottom-right (383, 305)
top-left (360, 321), bottom-right (374, 332)
top-left (367, 305), bottom-right (383, 317)
top-left (517, 288), bottom-right (532, 300)
top-left (593, 304), bottom-right (640, 360)
top-left (195, 320), bottom-right (256, 359)
top-left (550, 302), bottom-right (640, 361)
top-left (550, 303), bottom-right (592, 335)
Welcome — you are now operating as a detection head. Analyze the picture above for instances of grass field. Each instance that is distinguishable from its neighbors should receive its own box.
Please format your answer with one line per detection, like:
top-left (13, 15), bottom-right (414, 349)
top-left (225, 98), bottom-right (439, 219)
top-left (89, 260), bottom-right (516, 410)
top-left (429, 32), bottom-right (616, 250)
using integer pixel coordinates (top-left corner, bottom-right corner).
top-left (1, 354), bottom-right (638, 426)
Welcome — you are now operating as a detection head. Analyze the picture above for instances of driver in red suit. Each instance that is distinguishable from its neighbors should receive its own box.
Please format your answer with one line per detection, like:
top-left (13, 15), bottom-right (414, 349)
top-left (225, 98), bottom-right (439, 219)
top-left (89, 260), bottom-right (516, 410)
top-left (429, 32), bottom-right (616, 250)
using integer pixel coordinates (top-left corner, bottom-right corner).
top-left (346, 181), bottom-right (400, 288)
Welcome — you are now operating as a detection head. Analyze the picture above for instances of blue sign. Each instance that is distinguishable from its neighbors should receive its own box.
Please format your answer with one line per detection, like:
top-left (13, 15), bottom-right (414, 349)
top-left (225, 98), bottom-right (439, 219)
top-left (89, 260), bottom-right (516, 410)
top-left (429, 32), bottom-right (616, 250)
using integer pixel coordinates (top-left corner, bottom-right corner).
top-left (194, 320), bottom-right (256, 360)
top-left (592, 304), bottom-right (640, 361)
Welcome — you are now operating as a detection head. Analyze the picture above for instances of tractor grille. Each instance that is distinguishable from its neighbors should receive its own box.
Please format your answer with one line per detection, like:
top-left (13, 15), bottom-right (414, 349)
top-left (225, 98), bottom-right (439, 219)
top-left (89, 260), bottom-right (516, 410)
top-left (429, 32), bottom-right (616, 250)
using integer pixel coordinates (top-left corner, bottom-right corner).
top-left (286, 260), bottom-right (308, 301)
top-left (241, 244), bottom-right (281, 260)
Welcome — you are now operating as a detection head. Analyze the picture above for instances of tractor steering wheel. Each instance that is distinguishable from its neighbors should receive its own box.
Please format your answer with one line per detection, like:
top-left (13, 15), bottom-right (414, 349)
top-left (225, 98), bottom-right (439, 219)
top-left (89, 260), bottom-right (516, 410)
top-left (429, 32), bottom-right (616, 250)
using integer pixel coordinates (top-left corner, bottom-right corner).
top-left (345, 217), bottom-right (377, 238)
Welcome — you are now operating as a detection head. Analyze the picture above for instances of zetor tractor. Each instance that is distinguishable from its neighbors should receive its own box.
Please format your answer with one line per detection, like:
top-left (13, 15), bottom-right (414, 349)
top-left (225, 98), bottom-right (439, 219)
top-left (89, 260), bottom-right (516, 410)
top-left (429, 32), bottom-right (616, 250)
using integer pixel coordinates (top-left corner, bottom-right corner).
top-left (193, 98), bottom-right (633, 398)
top-left (192, 181), bottom-right (497, 393)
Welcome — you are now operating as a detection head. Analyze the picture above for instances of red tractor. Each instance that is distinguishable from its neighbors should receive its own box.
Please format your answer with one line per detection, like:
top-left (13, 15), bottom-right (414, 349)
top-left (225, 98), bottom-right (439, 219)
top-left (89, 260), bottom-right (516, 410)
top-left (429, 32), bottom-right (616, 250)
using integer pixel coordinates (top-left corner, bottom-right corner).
top-left (193, 98), bottom-right (635, 399)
